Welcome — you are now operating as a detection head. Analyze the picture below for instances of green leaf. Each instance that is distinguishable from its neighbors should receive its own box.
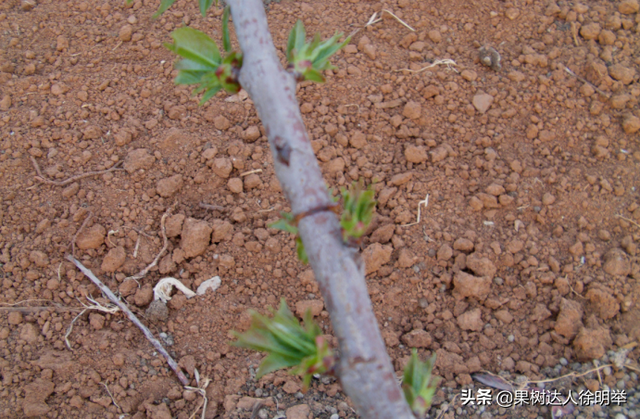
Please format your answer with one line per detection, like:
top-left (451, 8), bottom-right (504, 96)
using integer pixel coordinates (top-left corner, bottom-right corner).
top-left (269, 216), bottom-right (298, 235)
top-left (222, 5), bottom-right (232, 53)
top-left (199, 0), bottom-right (214, 17)
top-left (296, 237), bottom-right (308, 264)
top-left (232, 300), bottom-right (333, 382)
top-left (303, 68), bottom-right (325, 83)
top-left (198, 86), bottom-right (221, 105)
top-left (287, 20), bottom-right (306, 62)
top-left (152, 0), bottom-right (177, 19)
top-left (167, 27), bottom-right (221, 69)
top-left (402, 349), bottom-right (439, 417)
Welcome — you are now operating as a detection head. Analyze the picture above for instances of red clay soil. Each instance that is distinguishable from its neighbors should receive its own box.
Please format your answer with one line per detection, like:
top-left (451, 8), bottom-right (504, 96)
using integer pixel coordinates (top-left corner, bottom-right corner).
top-left (0, 0), bottom-right (639, 418)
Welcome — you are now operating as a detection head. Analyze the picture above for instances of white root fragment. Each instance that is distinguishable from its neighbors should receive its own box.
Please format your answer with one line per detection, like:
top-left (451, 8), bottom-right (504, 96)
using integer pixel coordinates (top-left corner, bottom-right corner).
top-left (153, 276), bottom-right (222, 303)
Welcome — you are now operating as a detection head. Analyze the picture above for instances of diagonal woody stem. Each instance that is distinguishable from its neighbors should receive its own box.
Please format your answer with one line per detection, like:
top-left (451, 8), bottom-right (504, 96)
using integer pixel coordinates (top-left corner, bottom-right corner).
top-left (226, 1), bottom-right (414, 417)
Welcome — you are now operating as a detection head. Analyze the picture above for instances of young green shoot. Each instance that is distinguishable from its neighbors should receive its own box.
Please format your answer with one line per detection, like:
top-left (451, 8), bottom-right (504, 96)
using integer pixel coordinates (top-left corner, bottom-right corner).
top-left (164, 6), bottom-right (242, 105)
top-left (232, 299), bottom-right (335, 389)
top-left (339, 180), bottom-right (376, 245)
top-left (402, 349), bottom-right (440, 417)
top-left (286, 20), bottom-right (351, 82)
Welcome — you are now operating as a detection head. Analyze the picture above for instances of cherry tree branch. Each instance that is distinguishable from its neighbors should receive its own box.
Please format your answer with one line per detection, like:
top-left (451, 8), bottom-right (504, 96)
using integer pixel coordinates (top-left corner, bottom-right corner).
top-left (227, 1), bottom-right (414, 417)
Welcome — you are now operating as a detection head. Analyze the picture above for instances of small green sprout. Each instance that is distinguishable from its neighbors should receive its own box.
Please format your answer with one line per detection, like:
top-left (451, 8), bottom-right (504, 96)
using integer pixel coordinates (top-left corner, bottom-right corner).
top-left (269, 212), bottom-right (308, 264)
top-left (149, 0), bottom-right (216, 18)
top-left (402, 349), bottom-right (440, 417)
top-left (286, 20), bottom-right (351, 82)
top-left (270, 181), bottom-right (375, 263)
top-left (339, 180), bottom-right (376, 244)
top-left (232, 299), bottom-right (334, 389)
top-left (164, 7), bottom-right (242, 105)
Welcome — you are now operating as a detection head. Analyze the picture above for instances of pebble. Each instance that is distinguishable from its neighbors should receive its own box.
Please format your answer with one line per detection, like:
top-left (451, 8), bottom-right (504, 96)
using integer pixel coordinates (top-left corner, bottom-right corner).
top-left (119, 24), bottom-right (133, 42)
top-left (180, 218), bottom-right (212, 258)
top-left (228, 177), bottom-right (243, 193)
top-left (76, 224), bottom-right (106, 250)
top-left (472, 92), bottom-right (494, 114)
top-left (124, 149), bottom-right (155, 173)
top-left (362, 243), bottom-right (392, 274)
top-left (404, 145), bottom-right (428, 164)
top-left (619, 0), bottom-right (639, 14)
top-left (156, 174), bottom-right (183, 197)
top-left (402, 101), bottom-right (422, 120)
top-left (622, 115), bottom-right (640, 134)
top-left (602, 248), bottom-right (631, 276)
top-left (101, 246), bottom-right (126, 272)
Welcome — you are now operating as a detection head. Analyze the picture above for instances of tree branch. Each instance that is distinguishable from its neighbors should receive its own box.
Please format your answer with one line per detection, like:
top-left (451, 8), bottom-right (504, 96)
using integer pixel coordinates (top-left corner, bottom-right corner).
top-left (227, 2), bottom-right (414, 417)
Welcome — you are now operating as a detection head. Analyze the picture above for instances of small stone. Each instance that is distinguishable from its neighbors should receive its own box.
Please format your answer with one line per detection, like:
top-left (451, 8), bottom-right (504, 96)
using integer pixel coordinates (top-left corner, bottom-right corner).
top-left (362, 243), bottom-right (392, 275)
top-left (457, 308), bottom-right (483, 331)
top-left (542, 193), bottom-right (556, 205)
top-left (437, 244), bottom-right (453, 261)
top-left (20, 323), bottom-right (38, 343)
top-left (602, 248), bottom-right (630, 276)
top-left (428, 30), bottom-right (442, 43)
top-left (0, 95), bottom-right (11, 110)
top-left (573, 326), bottom-right (612, 361)
top-left (29, 250), bottom-right (48, 267)
top-left (211, 158), bottom-right (233, 178)
top-left (112, 353), bottom-right (125, 367)
top-left (401, 329), bottom-right (432, 348)
top-left (180, 218), bottom-right (212, 258)
top-left (453, 271), bottom-right (491, 300)
top-left (402, 101), bottom-right (422, 120)
top-left (619, 0), bottom-right (639, 14)
top-left (101, 246), bottom-right (126, 272)
top-left (83, 125), bottom-right (101, 139)
top-left (430, 145), bottom-right (449, 162)
top-left (465, 253), bottom-right (497, 278)
top-left (453, 237), bottom-right (473, 252)
top-left (165, 214), bottom-right (185, 238)
top-left (76, 224), bottom-right (106, 250)
top-left (285, 404), bottom-right (310, 419)
top-left (295, 300), bottom-right (324, 317)
top-left (363, 44), bottom-right (376, 60)
top-left (146, 300), bottom-right (169, 322)
top-left (404, 145), bottom-right (428, 163)
top-left (244, 174), bottom-right (262, 190)
top-left (494, 310), bottom-right (513, 324)
top-left (505, 7), bottom-right (520, 19)
top-left (214, 115), bottom-right (230, 131)
top-left (461, 70), bottom-right (478, 81)
top-left (134, 285), bottom-right (154, 307)
top-left (622, 115), bottom-right (640, 134)
top-left (23, 379), bottom-right (54, 417)
top-left (485, 183), bottom-right (505, 196)
top-left (580, 22), bottom-right (602, 40)
top-left (89, 313), bottom-right (105, 330)
top-left (124, 149), bottom-right (155, 173)
top-left (585, 288), bottom-right (620, 319)
top-left (554, 298), bottom-right (583, 339)
top-left (370, 224), bottom-right (395, 243)
top-left (350, 131), bottom-right (367, 149)
top-left (55, 35), bottom-right (68, 51)
top-left (472, 92), bottom-right (494, 114)
top-left (389, 172), bottom-right (413, 186)
top-left (228, 177), bottom-right (243, 193)
top-left (8, 311), bottom-right (23, 325)
top-left (156, 174), bottom-right (183, 197)
top-left (212, 220), bottom-right (233, 243)
top-left (397, 248), bottom-right (418, 268)
top-left (119, 25), bottom-right (133, 42)
top-left (508, 71), bottom-right (526, 82)
top-left (21, 0), bottom-right (37, 11)
top-left (244, 125), bottom-right (261, 142)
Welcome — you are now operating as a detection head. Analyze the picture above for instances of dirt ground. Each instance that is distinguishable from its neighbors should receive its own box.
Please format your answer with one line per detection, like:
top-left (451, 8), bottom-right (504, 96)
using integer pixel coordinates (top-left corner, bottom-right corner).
top-left (1, 0), bottom-right (640, 418)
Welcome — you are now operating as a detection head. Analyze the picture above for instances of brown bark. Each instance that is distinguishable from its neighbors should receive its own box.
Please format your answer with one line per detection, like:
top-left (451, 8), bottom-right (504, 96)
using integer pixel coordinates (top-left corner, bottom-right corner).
top-left (227, 1), bottom-right (415, 417)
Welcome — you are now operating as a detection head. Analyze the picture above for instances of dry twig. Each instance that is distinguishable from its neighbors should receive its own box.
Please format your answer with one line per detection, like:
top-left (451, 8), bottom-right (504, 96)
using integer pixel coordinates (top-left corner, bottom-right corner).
top-left (562, 65), bottom-right (610, 98)
top-left (65, 254), bottom-right (190, 386)
top-left (30, 156), bottom-right (124, 187)
top-left (615, 214), bottom-right (640, 229)
top-left (199, 202), bottom-right (226, 211)
top-left (125, 206), bottom-right (173, 281)
top-left (401, 194), bottom-right (430, 227)
top-left (100, 382), bottom-right (121, 411)
top-left (64, 295), bottom-right (119, 350)
top-left (397, 59), bottom-right (459, 74)
top-left (365, 10), bottom-right (415, 31)
top-left (240, 168), bottom-right (263, 177)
